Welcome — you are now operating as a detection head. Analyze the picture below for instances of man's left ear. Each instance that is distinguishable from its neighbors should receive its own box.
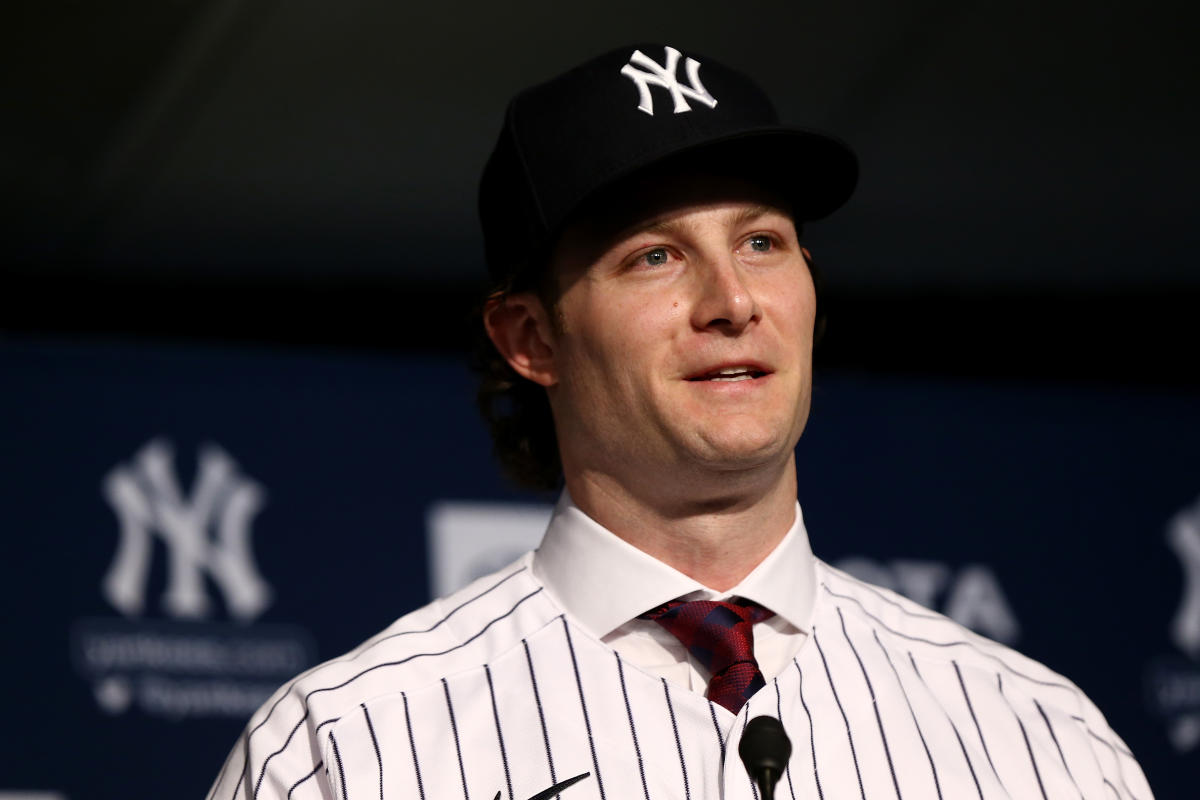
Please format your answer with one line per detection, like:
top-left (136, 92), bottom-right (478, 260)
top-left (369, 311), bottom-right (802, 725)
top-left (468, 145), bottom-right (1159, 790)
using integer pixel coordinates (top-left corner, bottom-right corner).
top-left (482, 291), bottom-right (559, 387)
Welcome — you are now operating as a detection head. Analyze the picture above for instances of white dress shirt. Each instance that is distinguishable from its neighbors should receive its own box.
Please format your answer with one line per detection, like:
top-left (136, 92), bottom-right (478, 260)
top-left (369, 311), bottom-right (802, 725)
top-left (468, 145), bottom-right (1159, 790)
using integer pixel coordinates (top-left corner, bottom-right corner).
top-left (212, 491), bottom-right (1154, 799)
top-left (531, 491), bottom-right (817, 694)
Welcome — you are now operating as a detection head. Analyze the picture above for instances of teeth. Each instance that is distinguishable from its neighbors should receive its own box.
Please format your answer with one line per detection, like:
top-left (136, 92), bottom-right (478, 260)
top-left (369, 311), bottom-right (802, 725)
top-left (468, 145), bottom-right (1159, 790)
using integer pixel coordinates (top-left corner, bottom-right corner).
top-left (687, 365), bottom-right (764, 381)
top-left (700, 366), bottom-right (759, 381)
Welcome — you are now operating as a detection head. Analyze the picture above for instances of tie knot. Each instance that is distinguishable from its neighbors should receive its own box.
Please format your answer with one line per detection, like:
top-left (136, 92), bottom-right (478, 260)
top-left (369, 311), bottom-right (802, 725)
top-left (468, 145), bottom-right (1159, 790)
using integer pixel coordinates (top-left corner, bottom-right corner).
top-left (642, 597), bottom-right (773, 627)
top-left (640, 598), bottom-right (774, 713)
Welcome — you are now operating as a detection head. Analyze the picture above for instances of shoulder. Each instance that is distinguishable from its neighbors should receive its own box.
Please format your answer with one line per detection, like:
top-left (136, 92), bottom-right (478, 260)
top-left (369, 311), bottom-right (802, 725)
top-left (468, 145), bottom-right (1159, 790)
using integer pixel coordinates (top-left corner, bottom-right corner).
top-left (207, 553), bottom-right (562, 799)
top-left (814, 558), bottom-right (1089, 708)
top-left (265, 553), bottom-right (560, 726)
top-left (812, 559), bottom-right (1152, 798)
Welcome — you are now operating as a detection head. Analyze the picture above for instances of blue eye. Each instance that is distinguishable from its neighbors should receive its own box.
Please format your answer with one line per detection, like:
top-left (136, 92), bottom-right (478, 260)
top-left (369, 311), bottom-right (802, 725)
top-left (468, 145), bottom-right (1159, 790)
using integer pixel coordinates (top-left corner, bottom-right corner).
top-left (640, 247), bottom-right (670, 266)
top-left (747, 235), bottom-right (771, 252)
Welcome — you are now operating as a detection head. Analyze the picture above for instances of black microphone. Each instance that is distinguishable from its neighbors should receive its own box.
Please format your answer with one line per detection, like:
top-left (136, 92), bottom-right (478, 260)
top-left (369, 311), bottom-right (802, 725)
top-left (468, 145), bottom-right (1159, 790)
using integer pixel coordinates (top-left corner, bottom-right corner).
top-left (738, 715), bottom-right (792, 800)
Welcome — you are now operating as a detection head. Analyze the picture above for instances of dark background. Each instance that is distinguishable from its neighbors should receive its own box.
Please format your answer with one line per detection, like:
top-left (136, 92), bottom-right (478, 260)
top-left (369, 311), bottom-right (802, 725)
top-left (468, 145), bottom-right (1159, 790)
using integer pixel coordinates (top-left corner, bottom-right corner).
top-left (5, 0), bottom-right (1197, 383)
top-left (2, 1), bottom-right (1197, 796)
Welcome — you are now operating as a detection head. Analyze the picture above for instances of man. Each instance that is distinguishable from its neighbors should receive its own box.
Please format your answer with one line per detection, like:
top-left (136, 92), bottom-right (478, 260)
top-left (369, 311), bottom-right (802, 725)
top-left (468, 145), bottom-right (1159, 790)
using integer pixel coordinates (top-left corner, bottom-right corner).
top-left (208, 44), bottom-right (1152, 799)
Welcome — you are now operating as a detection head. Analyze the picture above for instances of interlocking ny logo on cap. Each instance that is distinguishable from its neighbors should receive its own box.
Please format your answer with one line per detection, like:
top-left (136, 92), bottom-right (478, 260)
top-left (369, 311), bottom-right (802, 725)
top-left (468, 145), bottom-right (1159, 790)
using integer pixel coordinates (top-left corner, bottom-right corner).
top-left (620, 46), bottom-right (718, 116)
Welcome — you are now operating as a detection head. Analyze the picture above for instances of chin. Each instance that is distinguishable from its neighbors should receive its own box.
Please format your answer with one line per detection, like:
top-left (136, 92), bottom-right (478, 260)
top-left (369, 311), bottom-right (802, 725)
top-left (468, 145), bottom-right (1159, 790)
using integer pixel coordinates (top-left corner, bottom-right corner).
top-left (687, 429), bottom-right (793, 471)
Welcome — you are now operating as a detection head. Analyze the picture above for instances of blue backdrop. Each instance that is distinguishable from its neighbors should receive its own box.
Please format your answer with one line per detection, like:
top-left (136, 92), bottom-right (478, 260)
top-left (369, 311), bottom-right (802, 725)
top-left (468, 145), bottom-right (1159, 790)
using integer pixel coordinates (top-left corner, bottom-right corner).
top-left (2, 339), bottom-right (1196, 797)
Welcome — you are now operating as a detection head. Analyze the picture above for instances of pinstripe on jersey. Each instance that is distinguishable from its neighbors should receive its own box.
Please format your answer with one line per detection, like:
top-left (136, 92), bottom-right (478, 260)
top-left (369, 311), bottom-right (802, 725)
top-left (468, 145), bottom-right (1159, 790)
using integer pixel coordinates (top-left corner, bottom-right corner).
top-left (207, 555), bottom-right (1154, 800)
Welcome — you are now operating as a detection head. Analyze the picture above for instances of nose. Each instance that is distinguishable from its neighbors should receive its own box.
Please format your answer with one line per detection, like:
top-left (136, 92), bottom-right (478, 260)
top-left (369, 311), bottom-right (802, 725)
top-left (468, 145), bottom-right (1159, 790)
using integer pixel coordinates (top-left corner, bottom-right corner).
top-left (690, 255), bottom-right (761, 334)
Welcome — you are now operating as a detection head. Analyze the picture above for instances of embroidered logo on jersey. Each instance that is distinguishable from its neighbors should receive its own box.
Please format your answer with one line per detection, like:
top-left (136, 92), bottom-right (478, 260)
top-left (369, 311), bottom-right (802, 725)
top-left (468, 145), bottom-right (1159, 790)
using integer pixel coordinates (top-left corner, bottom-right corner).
top-left (497, 771), bottom-right (591, 800)
top-left (101, 438), bottom-right (271, 620)
top-left (620, 46), bottom-right (718, 116)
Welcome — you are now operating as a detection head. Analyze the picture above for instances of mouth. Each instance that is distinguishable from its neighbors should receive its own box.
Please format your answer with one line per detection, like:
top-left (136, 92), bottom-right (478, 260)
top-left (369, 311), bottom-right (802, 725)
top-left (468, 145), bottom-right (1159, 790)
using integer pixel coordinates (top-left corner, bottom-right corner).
top-left (685, 365), bottom-right (771, 383)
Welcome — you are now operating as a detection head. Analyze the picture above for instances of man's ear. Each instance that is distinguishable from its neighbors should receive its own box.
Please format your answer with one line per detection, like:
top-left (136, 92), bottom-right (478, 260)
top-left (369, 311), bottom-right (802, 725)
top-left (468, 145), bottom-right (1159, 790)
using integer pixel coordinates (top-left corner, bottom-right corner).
top-left (483, 291), bottom-right (559, 387)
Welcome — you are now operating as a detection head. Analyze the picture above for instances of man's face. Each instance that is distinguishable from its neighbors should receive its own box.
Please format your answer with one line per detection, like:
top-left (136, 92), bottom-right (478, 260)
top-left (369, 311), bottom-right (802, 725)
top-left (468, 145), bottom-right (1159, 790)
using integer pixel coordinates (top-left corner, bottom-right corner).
top-left (541, 174), bottom-right (817, 486)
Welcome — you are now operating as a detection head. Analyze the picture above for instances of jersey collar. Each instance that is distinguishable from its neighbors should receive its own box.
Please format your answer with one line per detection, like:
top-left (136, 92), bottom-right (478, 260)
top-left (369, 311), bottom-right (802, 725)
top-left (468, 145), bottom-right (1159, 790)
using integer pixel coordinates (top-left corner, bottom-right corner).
top-left (531, 491), bottom-right (817, 639)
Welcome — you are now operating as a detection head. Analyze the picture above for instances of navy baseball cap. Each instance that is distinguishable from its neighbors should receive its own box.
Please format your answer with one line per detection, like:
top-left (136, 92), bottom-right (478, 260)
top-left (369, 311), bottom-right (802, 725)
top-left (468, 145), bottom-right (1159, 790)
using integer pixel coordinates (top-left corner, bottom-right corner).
top-left (479, 43), bottom-right (859, 285)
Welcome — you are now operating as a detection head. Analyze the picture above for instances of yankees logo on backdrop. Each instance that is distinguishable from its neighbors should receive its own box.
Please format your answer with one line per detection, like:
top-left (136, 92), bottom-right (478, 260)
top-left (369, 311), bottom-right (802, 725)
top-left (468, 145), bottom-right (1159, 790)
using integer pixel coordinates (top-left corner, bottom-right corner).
top-left (102, 438), bottom-right (271, 621)
top-left (1169, 497), bottom-right (1200, 659)
top-left (74, 439), bottom-right (314, 721)
top-left (621, 46), bottom-right (717, 116)
top-left (1143, 494), bottom-right (1200, 753)
top-left (1166, 496), bottom-right (1200, 753)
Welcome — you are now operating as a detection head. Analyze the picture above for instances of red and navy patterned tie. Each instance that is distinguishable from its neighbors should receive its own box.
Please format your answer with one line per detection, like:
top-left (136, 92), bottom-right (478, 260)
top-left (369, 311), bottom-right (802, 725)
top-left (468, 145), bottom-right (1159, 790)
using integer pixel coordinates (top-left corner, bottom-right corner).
top-left (641, 598), bottom-right (774, 714)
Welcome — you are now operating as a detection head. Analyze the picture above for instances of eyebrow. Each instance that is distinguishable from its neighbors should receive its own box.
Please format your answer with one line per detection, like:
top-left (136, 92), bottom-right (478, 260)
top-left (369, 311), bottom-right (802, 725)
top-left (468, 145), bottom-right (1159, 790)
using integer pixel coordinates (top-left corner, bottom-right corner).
top-left (639, 204), bottom-right (783, 237)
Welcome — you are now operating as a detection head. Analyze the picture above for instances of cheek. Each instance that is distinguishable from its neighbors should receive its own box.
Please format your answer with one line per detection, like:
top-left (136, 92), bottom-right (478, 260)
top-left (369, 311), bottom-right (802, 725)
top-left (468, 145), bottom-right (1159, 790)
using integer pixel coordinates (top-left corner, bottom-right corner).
top-left (573, 306), bottom-right (678, 415)
top-left (584, 293), bottom-right (679, 355)
top-left (766, 284), bottom-right (816, 337)
top-left (788, 274), bottom-right (818, 333)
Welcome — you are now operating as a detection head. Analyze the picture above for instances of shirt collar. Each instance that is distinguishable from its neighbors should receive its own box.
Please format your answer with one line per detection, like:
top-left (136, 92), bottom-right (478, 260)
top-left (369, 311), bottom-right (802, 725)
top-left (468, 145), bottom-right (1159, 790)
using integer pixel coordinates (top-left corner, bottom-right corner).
top-left (532, 491), bottom-right (817, 639)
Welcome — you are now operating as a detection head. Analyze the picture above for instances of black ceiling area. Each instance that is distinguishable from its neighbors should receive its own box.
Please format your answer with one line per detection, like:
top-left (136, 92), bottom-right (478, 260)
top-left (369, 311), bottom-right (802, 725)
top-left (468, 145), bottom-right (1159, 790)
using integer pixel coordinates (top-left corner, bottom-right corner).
top-left (4, 0), bottom-right (1196, 382)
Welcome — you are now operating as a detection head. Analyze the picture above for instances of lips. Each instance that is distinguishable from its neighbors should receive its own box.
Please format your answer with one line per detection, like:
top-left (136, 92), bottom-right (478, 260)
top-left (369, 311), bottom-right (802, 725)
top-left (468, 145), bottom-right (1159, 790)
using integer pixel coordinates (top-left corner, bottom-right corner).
top-left (685, 364), bottom-right (771, 382)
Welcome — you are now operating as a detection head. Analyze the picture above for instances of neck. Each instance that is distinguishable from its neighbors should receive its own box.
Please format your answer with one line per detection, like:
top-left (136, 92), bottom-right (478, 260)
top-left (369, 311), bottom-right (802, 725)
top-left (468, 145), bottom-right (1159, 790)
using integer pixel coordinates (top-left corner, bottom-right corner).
top-left (563, 459), bottom-right (798, 591)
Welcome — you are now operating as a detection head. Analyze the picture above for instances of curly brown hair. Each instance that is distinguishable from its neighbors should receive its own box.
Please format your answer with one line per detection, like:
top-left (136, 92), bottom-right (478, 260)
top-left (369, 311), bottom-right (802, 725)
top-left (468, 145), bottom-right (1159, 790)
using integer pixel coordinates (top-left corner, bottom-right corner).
top-left (471, 238), bottom-right (568, 490)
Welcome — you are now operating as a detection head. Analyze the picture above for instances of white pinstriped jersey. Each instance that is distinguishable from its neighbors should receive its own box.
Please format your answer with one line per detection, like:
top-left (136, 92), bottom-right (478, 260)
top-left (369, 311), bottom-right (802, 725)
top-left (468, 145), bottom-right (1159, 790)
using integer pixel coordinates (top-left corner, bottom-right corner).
top-left (207, 555), bottom-right (1153, 800)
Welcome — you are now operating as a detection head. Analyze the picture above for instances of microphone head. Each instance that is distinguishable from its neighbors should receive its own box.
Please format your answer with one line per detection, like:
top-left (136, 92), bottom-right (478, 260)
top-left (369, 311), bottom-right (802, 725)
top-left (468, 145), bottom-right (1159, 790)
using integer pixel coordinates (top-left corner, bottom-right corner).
top-left (738, 715), bottom-right (793, 775)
